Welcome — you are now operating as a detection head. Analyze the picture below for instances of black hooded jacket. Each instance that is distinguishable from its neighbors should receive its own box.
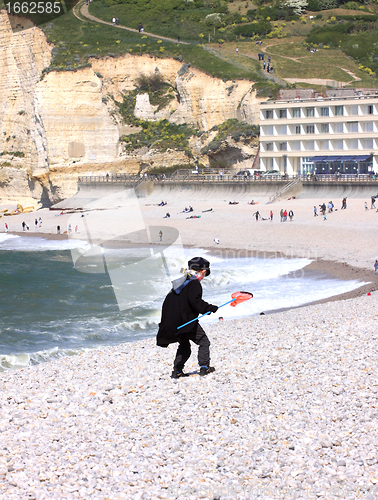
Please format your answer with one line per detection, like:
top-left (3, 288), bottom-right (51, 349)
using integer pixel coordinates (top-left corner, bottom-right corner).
top-left (156, 277), bottom-right (215, 347)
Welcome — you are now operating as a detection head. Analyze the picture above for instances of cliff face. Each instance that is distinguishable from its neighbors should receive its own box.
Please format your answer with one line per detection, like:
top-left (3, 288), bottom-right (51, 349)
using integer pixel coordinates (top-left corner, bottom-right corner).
top-left (91, 55), bottom-right (260, 129)
top-left (0, 10), bottom-right (261, 205)
top-left (0, 11), bottom-right (51, 178)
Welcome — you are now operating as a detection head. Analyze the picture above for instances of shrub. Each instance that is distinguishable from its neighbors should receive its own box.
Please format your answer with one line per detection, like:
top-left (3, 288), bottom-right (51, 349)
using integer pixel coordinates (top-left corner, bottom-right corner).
top-left (201, 119), bottom-right (259, 155)
top-left (135, 73), bottom-right (165, 92)
top-left (307, 0), bottom-right (321, 10)
top-left (234, 20), bottom-right (272, 36)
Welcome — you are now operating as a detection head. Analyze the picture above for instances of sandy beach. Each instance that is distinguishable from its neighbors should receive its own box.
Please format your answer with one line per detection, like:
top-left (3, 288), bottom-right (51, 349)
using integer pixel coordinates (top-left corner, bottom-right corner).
top-left (1, 186), bottom-right (378, 499)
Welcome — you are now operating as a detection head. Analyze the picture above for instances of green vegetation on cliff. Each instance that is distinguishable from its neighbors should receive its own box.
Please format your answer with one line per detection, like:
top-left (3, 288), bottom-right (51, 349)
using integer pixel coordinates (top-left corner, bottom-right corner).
top-left (201, 119), bottom-right (259, 155)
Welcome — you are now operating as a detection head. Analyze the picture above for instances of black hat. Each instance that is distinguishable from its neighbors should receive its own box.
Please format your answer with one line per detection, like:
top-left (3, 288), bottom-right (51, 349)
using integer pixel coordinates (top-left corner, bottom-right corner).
top-left (188, 257), bottom-right (210, 276)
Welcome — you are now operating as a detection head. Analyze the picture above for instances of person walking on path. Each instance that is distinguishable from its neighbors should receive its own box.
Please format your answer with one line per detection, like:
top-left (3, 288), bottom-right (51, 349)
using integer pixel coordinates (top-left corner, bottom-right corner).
top-left (375, 260), bottom-right (378, 274)
top-left (157, 257), bottom-right (218, 378)
top-left (112, 17), bottom-right (115, 25)
top-left (288, 209), bottom-right (294, 221)
top-left (235, 47), bottom-right (239, 54)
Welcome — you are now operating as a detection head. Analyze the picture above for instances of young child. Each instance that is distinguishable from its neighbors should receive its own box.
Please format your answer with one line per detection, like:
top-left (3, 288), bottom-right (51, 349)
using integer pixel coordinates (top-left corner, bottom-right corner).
top-left (157, 257), bottom-right (218, 378)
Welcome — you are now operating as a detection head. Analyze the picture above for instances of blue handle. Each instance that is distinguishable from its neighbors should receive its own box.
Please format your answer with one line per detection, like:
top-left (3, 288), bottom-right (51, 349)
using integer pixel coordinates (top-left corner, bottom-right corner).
top-left (177, 298), bottom-right (236, 330)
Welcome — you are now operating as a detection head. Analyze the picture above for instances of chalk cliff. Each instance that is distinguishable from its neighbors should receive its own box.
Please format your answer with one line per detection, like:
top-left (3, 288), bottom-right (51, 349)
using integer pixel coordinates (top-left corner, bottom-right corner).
top-left (0, 10), bottom-right (260, 206)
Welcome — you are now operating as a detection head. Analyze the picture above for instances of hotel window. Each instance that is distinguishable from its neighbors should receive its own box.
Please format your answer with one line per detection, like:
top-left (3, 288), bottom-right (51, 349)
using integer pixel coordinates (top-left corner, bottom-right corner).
top-left (335, 105), bottom-right (344, 116)
top-left (348, 122), bottom-right (358, 133)
top-left (363, 138), bottom-right (374, 148)
top-left (334, 139), bottom-right (343, 149)
top-left (306, 107), bottom-right (315, 117)
top-left (350, 105), bottom-right (359, 116)
top-left (348, 139), bottom-right (358, 149)
top-left (265, 125), bottom-right (274, 135)
top-left (320, 107), bottom-right (329, 117)
top-left (321, 123), bottom-right (329, 133)
top-left (318, 140), bottom-right (329, 150)
top-left (291, 141), bottom-right (300, 150)
top-left (279, 109), bottom-right (287, 118)
top-left (279, 142), bottom-right (287, 151)
top-left (368, 105), bottom-right (374, 115)
top-left (363, 122), bottom-right (374, 132)
top-left (265, 109), bottom-right (273, 119)
top-left (266, 142), bottom-right (273, 151)
top-left (334, 123), bottom-right (343, 133)
top-left (279, 125), bottom-right (287, 135)
top-left (304, 141), bottom-right (315, 150)
top-left (306, 125), bottom-right (315, 134)
top-left (293, 108), bottom-right (301, 118)
top-left (295, 125), bottom-right (301, 134)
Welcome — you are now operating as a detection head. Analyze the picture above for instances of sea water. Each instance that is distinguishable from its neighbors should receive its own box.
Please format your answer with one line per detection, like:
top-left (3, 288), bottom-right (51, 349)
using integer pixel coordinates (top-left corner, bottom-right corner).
top-left (0, 234), bottom-right (366, 371)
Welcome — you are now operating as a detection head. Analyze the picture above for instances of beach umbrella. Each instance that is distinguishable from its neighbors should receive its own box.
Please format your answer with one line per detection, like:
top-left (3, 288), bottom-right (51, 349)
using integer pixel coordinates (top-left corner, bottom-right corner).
top-left (177, 291), bottom-right (253, 330)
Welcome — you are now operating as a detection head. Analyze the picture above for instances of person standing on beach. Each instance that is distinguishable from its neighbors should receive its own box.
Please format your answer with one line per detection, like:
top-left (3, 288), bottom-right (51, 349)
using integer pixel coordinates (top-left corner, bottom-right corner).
top-left (371, 196), bottom-right (376, 210)
top-left (4, 223), bottom-right (8, 232)
top-left (157, 257), bottom-right (218, 378)
top-left (288, 209), bottom-right (294, 221)
top-left (314, 206), bottom-right (318, 217)
top-left (375, 260), bottom-right (378, 274)
top-left (270, 210), bottom-right (273, 221)
top-left (365, 202), bottom-right (369, 211)
top-left (159, 230), bottom-right (163, 241)
top-left (253, 211), bottom-right (260, 221)
top-left (280, 209), bottom-right (284, 222)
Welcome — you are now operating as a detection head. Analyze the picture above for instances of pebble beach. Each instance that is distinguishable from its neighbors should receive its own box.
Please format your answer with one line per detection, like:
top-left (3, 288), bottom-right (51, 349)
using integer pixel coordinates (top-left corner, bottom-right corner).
top-left (1, 189), bottom-right (378, 499)
top-left (0, 291), bottom-right (378, 500)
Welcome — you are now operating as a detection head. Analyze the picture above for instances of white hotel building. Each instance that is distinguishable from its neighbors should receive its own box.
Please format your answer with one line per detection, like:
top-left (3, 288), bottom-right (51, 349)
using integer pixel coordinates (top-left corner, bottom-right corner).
top-left (259, 89), bottom-right (378, 176)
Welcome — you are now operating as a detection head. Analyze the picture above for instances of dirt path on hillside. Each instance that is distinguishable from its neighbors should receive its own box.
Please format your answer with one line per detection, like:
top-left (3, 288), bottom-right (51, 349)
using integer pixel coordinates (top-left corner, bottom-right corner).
top-left (74, 1), bottom-right (190, 45)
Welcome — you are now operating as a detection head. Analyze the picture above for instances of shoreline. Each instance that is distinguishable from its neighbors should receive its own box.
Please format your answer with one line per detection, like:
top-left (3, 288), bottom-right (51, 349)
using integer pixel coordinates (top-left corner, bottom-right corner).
top-left (3, 230), bottom-right (377, 315)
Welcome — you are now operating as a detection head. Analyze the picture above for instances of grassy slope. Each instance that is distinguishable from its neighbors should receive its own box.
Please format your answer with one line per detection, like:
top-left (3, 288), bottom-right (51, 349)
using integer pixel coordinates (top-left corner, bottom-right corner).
top-left (41, 0), bottom-right (378, 88)
top-left (44, 9), bottom-right (254, 80)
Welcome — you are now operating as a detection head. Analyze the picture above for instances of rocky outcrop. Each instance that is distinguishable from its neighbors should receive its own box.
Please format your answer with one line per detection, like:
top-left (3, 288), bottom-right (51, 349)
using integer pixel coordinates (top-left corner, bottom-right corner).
top-left (36, 69), bottom-right (120, 166)
top-left (172, 66), bottom-right (259, 130)
top-left (92, 55), bottom-right (260, 129)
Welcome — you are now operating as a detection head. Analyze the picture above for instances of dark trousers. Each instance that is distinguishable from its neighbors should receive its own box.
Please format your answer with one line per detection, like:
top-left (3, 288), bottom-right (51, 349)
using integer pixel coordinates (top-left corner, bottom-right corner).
top-left (173, 324), bottom-right (210, 371)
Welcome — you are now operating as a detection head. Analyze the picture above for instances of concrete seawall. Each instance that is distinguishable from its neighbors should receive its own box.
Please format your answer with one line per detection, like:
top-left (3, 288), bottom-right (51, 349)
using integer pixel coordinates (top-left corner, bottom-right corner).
top-left (137, 180), bottom-right (378, 201)
top-left (52, 179), bottom-right (378, 209)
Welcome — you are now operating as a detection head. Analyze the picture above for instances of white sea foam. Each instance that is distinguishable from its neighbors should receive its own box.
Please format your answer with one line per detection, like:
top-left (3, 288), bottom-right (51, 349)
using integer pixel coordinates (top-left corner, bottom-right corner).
top-left (0, 234), bottom-right (88, 252)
